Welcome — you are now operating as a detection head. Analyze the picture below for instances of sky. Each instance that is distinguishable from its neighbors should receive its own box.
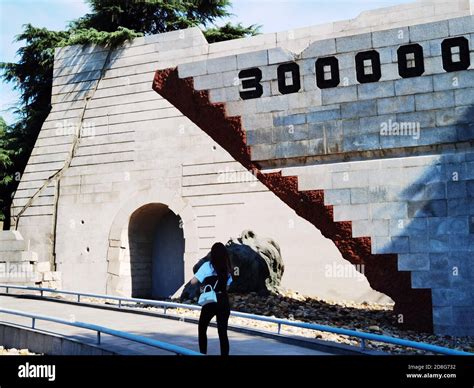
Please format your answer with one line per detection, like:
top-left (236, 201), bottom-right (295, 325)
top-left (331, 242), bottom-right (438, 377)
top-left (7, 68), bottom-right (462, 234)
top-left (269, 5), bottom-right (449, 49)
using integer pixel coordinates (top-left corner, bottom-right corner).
top-left (0, 0), bottom-right (414, 125)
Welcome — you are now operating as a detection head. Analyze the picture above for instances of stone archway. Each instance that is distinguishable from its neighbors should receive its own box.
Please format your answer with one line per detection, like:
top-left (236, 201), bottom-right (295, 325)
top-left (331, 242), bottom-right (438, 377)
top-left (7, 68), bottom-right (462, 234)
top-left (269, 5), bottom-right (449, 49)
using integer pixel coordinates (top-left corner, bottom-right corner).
top-left (128, 203), bottom-right (184, 298)
top-left (106, 188), bottom-right (198, 298)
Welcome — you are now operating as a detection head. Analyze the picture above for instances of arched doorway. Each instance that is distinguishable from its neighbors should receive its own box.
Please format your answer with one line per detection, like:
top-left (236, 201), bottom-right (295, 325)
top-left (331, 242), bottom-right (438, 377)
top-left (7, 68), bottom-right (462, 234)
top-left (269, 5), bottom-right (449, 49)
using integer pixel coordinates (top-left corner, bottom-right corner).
top-left (128, 203), bottom-right (184, 299)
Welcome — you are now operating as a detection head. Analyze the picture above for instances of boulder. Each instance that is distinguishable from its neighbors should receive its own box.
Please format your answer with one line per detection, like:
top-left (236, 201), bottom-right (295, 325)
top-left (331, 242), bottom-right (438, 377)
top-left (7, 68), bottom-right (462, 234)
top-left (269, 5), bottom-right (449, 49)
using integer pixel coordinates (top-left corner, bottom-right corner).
top-left (180, 230), bottom-right (284, 300)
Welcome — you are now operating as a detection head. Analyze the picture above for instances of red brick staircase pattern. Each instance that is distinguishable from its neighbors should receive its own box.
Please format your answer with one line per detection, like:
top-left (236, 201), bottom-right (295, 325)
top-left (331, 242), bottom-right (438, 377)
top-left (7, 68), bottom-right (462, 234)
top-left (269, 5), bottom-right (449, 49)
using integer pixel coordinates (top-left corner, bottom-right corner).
top-left (152, 67), bottom-right (433, 332)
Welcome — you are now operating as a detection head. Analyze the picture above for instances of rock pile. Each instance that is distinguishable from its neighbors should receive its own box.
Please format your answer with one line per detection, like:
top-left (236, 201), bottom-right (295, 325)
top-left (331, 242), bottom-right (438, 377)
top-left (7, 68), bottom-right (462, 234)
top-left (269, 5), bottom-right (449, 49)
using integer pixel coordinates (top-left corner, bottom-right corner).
top-left (176, 289), bottom-right (473, 354)
top-left (0, 346), bottom-right (36, 355)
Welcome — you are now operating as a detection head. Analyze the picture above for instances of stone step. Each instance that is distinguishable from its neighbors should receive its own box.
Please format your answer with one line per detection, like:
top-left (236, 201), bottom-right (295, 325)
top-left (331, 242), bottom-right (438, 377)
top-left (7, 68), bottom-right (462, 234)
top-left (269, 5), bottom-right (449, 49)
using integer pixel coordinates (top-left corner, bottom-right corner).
top-left (0, 230), bottom-right (24, 242)
top-left (0, 239), bottom-right (28, 252)
top-left (0, 277), bottom-right (41, 284)
top-left (0, 262), bottom-right (42, 283)
top-left (0, 251), bottom-right (38, 262)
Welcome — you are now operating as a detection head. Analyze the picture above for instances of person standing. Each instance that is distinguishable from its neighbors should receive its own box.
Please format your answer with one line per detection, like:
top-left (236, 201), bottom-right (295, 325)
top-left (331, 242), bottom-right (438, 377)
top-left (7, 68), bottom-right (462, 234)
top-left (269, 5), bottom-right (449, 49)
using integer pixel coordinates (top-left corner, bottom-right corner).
top-left (190, 242), bottom-right (233, 355)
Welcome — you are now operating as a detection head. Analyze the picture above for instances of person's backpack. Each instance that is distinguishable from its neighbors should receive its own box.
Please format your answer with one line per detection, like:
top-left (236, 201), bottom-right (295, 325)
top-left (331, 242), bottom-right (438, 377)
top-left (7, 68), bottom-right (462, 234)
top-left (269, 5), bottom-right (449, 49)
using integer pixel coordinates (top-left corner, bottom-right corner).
top-left (198, 279), bottom-right (218, 306)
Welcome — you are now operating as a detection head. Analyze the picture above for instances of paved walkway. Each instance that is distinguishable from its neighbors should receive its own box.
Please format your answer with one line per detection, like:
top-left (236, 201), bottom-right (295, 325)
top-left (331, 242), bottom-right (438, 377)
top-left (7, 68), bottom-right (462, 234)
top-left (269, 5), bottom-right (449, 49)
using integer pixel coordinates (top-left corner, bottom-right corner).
top-left (0, 295), bottom-right (330, 355)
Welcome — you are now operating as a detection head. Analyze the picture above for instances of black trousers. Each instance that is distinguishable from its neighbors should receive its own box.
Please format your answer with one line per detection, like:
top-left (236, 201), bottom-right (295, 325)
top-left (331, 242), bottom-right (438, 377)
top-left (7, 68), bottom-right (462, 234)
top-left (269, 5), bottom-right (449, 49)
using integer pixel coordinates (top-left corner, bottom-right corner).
top-left (198, 294), bottom-right (230, 355)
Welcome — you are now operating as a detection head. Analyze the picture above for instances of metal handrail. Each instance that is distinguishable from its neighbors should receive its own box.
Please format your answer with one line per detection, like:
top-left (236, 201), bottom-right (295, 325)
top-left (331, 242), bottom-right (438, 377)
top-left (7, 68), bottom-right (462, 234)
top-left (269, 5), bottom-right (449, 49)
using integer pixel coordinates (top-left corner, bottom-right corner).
top-left (1, 284), bottom-right (472, 356)
top-left (0, 307), bottom-right (202, 356)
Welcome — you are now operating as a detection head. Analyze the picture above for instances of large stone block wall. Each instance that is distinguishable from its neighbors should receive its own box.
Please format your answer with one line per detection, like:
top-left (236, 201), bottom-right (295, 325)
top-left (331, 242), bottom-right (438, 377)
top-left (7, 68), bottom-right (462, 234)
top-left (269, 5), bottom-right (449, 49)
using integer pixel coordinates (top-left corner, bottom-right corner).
top-left (183, 17), bottom-right (474, 163)
top-left (150, 6), bottom-right (473, 334)
top-left (280, 152), bottom-right (474, 336)
top-left (6, 0), bottom-right (473, 333)
top-left (8, 20), bottom-right (394, 302)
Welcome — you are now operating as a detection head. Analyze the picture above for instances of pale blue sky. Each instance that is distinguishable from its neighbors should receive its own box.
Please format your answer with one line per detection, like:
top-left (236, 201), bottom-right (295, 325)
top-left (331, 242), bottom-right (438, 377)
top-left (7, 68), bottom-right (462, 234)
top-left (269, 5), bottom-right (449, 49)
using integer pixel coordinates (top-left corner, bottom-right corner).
top-left (0, 0), bottom-right (413, 125)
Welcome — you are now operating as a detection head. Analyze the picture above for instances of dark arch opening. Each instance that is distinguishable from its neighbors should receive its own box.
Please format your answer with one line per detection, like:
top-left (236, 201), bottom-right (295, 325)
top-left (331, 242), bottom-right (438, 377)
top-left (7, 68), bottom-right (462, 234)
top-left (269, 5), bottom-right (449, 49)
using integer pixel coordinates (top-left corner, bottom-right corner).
top-left (128, 203), bottom-right (184, 299)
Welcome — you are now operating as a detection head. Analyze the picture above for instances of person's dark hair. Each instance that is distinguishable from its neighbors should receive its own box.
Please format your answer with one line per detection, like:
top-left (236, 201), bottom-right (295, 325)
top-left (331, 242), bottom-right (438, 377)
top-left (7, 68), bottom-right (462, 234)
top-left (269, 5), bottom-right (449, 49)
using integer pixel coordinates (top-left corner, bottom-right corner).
top-left (210, 242), bottom-right (232, 284)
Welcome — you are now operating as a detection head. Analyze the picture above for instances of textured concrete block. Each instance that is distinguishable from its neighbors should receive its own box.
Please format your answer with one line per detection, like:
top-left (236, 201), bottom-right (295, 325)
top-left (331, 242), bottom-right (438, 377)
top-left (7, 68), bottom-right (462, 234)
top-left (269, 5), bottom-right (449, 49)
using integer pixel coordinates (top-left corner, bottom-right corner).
top-left (408, 234), bottom-right (430, 253)
top-left (371, 236), bottom-right (392, 254)
top-left (351, 188), bottom-right (369, 204)
top-left (415, 91), bottom-right (455, 111)
top-left (274, 113), bottom-right (306, 127)
top-left (454, 88), bottom-right (474, 106)
top-left (332, 171), bottom-right (369, 189)
top-left (206, 55), bottom-right (237, 74)
top-left (308, 121), bottom-right (340, 138)
top-left (424, 182), bottom-right (446, 201)
top-left (250, 144), bottom-right (276, 160)
top-left (302, 38), bottom-right (336, 59)
top-left (448, 16), bottom-right (474, 36)
top-left (246, 128), bottom-right (273, 145)
top-left (436, 108), bottom-right (465, 126)
top-left (324, 189), bottom-right (351, 205)
top-left (447, 181), bottom-right (468, 198)
top-left (273, 124), bottom-right (308, 142)
top-left (333, 204), bottom-right (369, 221)
top-left (377, 47), bottom-right (395, 64)
top-left (321, 87), bottom-right (357, 105)
top-left (453, 307), bottom-right (474, 326)
top-left (341, 118), bottom-right (360, 136)
top-left (466, 162), bottom-right (474, 179)
top-left (193, 73), bottom-right (224, 90)
top-left (368, 185), bottom-right (394, 202)
top-left (391, 236), bottom-right (410, 253)
top-left (447, 198), bottom-right (471, 216)
top-left (178, 60), bottom-right (206, 78)
top-left (336, 33), bottom-right (372, 53)
top-left (428, 216), bottom-right (469, 236)
top-left (308, 138), bottom-right (325, 155)
top-left (394, 76), bottom-right (433, 95)
top-left (372, 27), bottom-right (409, 48)
top-left (302, 75), bottom-right (318, 92)
top-left (357, 81), bottom-right (395, 100)
top-left (256, 95), bottom-right (288, 113)
top-left (412, 270), bottom-right (450, 289)
top-left (420, 126), bottom-right (458, 145)
top-left (408, 199), bottom-right (447, 218)
top-left (433, 71), bottom-right (474, 91)
top-left (467, 180), bottom-right (474, 197)
top-left (432, 287), bottom-right (473, 307)
top-left (379, 63), bottom-right (400, 82)
top-left (432, 306), bottom-right (453, 325)
top-left (275, 140), bottom-right (309, 159)
top-left (341, 100), bottom-right (377, 119)
top-left (268, 47), bottom-right (295, 65)
top-left (430, 253), bottom-right (450, 271)
top-left (398, 253), bottom-right (430, 271)
top-left (352, 219), bottom-right (389, 237)
top-left (343, 133), bottom-right (380, 152)
top-left (409, 20), bottom-right (449, 41)
top-left (377, 96), bottom-right (415, 114)
top-left (307, 108), bottom-right (341, 123)
top-left (371, 202), bottom-right (408, 220)
top-left (396, 110), bottom-right (436, 129)
top-left (359, 114), bottom-right (396, 134)
top-left (237, 50), bottom-right (268, 68)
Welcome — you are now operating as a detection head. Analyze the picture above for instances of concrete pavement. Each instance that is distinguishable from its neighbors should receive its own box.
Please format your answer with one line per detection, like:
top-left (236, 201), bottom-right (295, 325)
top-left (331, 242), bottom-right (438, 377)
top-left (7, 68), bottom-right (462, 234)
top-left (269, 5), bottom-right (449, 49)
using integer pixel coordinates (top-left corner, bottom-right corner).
top-left (0, 295), bottom-right (330, 355)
